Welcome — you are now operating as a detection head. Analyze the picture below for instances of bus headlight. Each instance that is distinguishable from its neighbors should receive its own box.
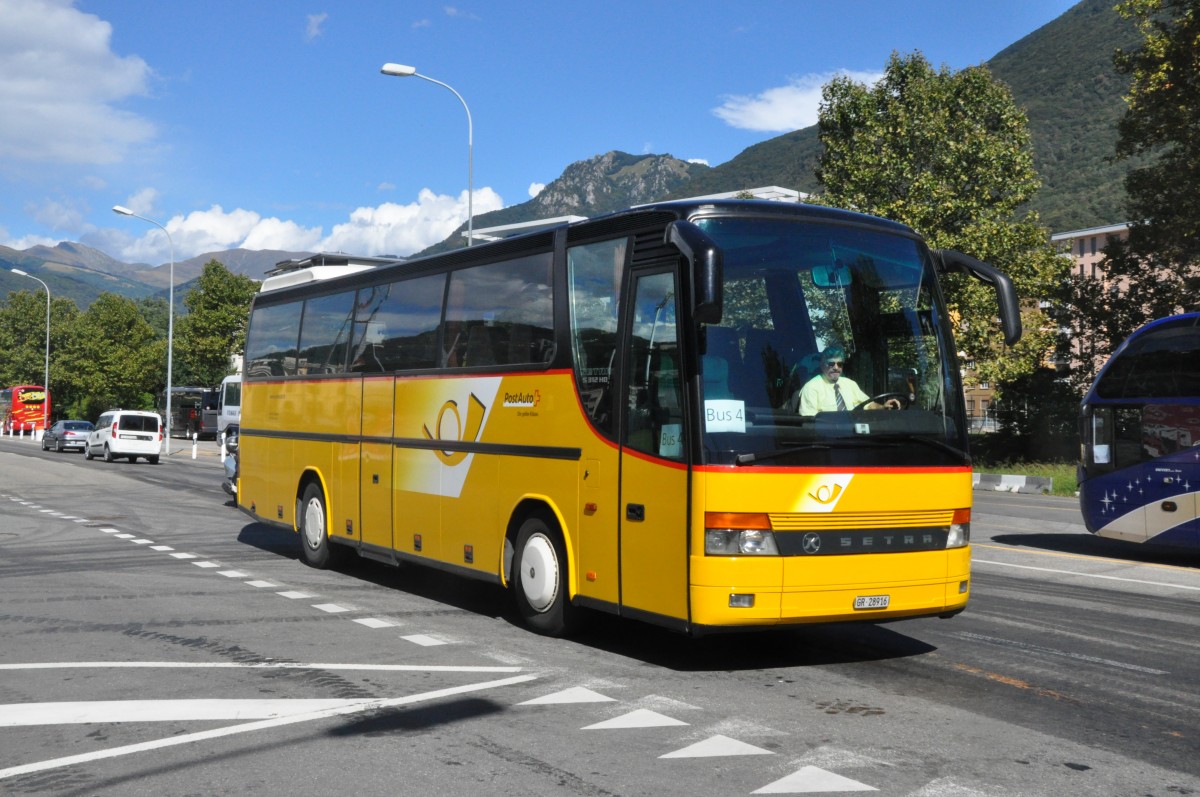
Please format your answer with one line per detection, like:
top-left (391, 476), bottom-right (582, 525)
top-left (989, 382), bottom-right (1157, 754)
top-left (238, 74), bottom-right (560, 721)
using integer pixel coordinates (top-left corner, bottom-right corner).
top-left (705, 528), bottom-right (780, 555)
top-left (946, 522), bottom-right (970, 548)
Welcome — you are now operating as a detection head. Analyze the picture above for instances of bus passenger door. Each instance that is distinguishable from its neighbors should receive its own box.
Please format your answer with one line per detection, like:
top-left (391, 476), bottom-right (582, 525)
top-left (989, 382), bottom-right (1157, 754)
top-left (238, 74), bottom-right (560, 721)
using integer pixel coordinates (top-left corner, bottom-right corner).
top-left (618, 269), bottom-right (690, 625)
top-left (360, 376), bottom-right (395, 554)
top-left (1140, 404), bottom-right (1200, 546)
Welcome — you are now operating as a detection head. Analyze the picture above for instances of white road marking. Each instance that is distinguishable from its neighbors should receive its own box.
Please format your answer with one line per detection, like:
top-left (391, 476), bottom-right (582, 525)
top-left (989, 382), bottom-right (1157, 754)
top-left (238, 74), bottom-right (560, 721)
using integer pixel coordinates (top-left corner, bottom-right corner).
top-left (352, 618), bottom-right (396, 629)
top-left (0, 699), bottom-right (361, 726)
top-left (582, 709), bottom-right (688, 730)
top-left (192, 562), bottom-right (220, 569)
top-left (752, 766), bottom-right (878, 793)
top-left (113, 533), bottom-right (135, 539)
top-left (401, 634), bottom-right (447, 647)
top-left (276, 591), bottom-right (313, 599)
top-left (246, 580), bottom-right (277, 588)
top-left (100, 528), bottom-right (120, 534)
top-left (0, 662), bottom-right (523, 673)
top-left (518, 687), bottom-right (615, 705)
top-left (974, 558), bottom-right (1200, 591)
top-left (169, 552), bottom-right (198, 560)
top-left (0, 674), bottom-right (537, 781)
top-left (660, 735), bottom-right (773, 758)
top-left (312, 603), bottom-right (351, 613)
top-left (130, 539), bottom-right (153, 545)
top-left (217, 570), bottom-right (249, 578)
top-left (150, 545), bottom-right (173, 551)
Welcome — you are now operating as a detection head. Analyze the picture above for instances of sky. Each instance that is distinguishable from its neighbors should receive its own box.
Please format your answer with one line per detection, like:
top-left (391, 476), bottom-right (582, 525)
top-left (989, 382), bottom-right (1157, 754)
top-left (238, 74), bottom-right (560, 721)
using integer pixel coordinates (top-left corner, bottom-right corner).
top-left (0, 0), bottom-right (1082, 267)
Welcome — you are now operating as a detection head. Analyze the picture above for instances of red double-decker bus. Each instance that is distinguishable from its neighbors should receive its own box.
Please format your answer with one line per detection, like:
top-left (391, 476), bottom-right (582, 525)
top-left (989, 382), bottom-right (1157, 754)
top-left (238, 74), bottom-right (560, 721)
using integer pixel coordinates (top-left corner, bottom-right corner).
top-left (1, 385), bottom-right (50, 433)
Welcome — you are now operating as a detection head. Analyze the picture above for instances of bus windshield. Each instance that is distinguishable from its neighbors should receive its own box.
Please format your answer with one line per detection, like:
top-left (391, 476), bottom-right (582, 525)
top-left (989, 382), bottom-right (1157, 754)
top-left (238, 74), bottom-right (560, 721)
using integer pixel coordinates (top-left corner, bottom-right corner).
top-left (694, 216), bottom-right (964, 467)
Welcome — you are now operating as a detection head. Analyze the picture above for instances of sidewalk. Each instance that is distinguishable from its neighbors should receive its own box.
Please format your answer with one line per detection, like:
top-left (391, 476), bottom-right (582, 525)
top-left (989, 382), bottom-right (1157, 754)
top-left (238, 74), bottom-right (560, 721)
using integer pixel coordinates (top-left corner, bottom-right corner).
top-left (972, 472), bottom-right (1052, 494)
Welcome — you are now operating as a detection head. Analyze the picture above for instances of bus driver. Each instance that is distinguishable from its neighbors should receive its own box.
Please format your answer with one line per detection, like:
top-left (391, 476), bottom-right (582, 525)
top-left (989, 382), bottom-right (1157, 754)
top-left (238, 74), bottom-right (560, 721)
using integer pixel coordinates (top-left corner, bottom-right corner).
top-left (798, 346), bottom-right (901, 415)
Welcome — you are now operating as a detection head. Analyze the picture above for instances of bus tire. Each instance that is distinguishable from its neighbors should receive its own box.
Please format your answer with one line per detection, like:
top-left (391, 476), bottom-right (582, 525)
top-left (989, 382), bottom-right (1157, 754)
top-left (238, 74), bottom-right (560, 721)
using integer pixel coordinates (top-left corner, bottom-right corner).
top-left (298, 481), bottom-right (339, 569)
top-left (512, 512), bottom-right (577, 637)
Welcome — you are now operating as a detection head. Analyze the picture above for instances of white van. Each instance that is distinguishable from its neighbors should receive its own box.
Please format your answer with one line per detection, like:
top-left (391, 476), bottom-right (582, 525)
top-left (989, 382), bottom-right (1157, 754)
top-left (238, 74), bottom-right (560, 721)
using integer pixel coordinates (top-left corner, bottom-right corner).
top-left (217, 374), bottom-right (241, 435)
top-left (85, 410), bottom-right (163, 464)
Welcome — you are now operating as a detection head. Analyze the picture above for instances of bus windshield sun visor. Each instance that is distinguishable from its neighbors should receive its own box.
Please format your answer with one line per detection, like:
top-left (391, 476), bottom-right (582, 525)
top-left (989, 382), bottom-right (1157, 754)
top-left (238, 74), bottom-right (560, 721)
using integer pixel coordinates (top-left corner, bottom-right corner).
top-left (934, 249), bottom-right (1022, 346)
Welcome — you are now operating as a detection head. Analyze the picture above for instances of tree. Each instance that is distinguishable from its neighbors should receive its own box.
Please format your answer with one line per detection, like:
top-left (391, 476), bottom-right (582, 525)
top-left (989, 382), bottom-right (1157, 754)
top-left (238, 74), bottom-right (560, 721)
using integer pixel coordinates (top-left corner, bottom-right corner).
top-left (174, 260), bottom-right (259, 387)
top-left (1078, 0), bottom-right (1200, 361)
top-left (56, 293), bottom-right (163, 419)
top-left (0, 290), bottom-right (83, 415)
top-left (815, 52), bottom-right (1067, 394)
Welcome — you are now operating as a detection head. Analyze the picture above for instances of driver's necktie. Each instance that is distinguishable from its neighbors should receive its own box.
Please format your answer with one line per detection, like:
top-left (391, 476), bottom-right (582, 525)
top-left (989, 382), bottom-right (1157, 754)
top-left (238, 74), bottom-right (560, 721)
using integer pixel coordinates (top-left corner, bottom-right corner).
top-left (834, 383), bottom-right (846, 411)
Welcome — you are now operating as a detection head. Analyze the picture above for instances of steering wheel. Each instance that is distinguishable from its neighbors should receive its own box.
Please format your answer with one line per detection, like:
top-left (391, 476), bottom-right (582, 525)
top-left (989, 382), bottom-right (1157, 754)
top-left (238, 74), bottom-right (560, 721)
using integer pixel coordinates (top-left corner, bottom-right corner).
top-left (853, 392), bottom-right (911, 411)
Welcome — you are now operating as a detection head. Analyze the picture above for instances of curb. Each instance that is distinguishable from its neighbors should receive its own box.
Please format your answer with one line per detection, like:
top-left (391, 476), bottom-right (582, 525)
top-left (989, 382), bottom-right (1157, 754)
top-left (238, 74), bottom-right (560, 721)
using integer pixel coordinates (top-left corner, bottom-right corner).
top-left (972, 472), bottom-right (1052, 494)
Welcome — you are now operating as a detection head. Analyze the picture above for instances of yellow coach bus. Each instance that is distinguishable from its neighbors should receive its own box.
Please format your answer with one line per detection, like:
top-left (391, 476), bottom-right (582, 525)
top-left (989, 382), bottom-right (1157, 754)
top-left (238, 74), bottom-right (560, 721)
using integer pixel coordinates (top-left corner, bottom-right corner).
top-left (237, 199), bottom-right (1020, 636)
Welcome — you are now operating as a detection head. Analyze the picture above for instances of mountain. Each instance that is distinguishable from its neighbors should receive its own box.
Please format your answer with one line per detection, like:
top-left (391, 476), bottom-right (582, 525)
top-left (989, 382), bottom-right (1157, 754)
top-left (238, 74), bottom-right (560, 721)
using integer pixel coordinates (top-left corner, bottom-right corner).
top-left (0, 243), bottom-right (310, 310)
top-left (662, 0), bottom-right (1140, 232)
top-left (415, 151), bottom-right (709, 257)
top-left (987, 0), bottom-right (1142, 230)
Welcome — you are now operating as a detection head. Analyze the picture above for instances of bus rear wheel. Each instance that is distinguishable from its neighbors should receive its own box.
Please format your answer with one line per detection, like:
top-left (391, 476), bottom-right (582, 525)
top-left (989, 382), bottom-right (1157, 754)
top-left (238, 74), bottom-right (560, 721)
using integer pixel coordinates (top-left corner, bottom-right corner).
top-left (513, 512), bottom-right (578, 637)
top-left (298, 482), bottom-right (340, 569)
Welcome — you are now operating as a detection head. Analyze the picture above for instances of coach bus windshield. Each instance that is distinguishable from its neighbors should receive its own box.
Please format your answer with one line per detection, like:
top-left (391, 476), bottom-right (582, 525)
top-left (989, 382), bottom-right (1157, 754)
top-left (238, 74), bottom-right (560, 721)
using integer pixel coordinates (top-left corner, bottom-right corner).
top-left (693, 216), bottom-right (966, 468)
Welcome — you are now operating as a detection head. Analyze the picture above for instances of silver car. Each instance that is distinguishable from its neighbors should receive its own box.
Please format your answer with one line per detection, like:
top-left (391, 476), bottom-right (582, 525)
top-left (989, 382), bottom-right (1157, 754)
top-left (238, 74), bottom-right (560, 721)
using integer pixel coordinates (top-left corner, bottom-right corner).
top-left (41, 420), bottom-right (94, 453)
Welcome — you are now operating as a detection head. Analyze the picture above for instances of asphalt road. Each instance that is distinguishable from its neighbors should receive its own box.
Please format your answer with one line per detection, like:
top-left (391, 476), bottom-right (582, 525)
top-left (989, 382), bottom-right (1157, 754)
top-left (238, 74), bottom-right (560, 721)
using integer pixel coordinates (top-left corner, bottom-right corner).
top-left (1, 435), bottom-right (1198, 796)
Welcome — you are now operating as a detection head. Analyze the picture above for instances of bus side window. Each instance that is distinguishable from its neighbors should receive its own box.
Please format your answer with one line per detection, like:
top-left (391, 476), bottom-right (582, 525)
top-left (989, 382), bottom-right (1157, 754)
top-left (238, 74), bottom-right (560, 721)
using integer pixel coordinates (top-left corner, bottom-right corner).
top-left (568, 238), bottom-right (627, 439)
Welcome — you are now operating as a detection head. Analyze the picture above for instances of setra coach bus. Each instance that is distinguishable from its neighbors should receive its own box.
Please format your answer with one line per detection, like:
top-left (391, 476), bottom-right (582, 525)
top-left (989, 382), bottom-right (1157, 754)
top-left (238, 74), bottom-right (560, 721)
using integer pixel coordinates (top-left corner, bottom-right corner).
top-left (236, 199), bottom-right (1021, 635)
top-left (1078, 313), bottom-right (1200, 549)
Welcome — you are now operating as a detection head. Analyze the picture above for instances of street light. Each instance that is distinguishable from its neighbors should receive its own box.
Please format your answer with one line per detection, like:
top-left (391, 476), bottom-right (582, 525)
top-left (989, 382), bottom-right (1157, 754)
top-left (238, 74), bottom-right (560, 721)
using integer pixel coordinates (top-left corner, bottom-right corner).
top-left (112, 205), bottom-right (176, 454)
top-left (10, 268), bottom-right (50, 435)
top-left (380, 62), bottom-right (474, 246)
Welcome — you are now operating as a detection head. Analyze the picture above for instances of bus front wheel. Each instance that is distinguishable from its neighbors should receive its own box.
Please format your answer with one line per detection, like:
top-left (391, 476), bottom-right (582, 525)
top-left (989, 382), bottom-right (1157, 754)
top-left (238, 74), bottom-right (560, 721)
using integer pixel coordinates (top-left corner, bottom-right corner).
top-left (513, 513), bottom-right (577, 637)
top-left (298, 482), bottom-right (339, 569)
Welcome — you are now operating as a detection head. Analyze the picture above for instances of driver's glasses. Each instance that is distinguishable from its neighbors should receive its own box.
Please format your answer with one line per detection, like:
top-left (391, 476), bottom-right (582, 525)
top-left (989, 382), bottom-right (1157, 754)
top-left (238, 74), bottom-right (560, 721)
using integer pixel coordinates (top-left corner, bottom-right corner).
top-left (824, 361), bottom-right (843, 369)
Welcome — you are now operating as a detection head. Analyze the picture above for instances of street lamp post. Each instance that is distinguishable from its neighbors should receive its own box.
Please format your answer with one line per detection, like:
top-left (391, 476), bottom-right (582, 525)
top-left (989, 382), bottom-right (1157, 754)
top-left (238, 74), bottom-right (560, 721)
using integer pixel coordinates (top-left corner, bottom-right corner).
top-left (10, 268), bottom-right (50, 435)
top-left (380, 63), bottom-right (474, 246)
top-left (112, 205), bottom-right (176, 454)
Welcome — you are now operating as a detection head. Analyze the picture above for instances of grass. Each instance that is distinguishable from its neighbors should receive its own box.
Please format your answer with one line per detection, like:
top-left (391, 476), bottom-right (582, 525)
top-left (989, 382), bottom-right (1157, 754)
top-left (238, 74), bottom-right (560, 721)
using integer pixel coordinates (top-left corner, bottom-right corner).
top-left (973, 459), bottom-right (1078, 497)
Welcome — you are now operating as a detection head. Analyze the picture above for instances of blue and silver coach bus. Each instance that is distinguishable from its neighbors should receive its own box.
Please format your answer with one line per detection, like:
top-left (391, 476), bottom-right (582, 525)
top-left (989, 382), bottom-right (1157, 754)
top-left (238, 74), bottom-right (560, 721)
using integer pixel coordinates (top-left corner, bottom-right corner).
top-left (1078, 313), bottom-right (1200, 548)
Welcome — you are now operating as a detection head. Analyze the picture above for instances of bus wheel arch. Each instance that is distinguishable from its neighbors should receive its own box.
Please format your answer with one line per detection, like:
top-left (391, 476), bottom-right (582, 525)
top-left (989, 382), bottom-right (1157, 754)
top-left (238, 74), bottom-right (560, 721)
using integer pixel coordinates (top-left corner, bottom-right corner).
top-left (296, 474), bottom-right (342, 569)
top-left (507, 502), bottom-right (579, 637)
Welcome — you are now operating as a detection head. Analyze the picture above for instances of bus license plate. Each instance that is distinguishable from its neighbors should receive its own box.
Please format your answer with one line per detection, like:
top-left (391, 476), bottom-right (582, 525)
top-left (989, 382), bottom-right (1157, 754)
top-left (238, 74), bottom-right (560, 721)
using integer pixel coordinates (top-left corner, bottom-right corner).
top-left (854, 595), bottom-right (889, 610)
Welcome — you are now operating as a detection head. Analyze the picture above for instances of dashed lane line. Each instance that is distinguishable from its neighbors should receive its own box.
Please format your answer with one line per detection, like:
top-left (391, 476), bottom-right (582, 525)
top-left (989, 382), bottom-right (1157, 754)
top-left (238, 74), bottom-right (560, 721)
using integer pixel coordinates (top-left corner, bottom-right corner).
top-left (4, 494), bottom-right (459, 651)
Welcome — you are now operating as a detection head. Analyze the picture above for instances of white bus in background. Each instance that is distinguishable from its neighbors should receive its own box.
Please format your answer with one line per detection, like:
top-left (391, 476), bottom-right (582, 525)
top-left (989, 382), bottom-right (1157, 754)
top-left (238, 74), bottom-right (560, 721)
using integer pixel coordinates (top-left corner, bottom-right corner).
top-left (217, 374), bottom-right (241, 434)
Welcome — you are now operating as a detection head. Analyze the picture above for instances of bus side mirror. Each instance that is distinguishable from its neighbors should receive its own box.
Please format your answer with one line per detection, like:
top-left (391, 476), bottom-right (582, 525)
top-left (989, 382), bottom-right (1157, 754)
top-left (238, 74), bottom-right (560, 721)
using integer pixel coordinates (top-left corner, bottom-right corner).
top-left (665, 220), bottom-right (723, 325)
top-left (935, 249), bottom-right (1022, 346)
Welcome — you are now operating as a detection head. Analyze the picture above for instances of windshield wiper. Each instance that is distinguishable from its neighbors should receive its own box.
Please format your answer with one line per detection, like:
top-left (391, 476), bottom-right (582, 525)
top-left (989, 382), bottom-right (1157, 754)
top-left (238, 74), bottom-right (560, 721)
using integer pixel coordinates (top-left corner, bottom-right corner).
top-left (735, 444), bottom-right (830, 465)
top-left (883, 433), bottom-right (970, 464)
top-left (820, 433), bottom-right (969, 465)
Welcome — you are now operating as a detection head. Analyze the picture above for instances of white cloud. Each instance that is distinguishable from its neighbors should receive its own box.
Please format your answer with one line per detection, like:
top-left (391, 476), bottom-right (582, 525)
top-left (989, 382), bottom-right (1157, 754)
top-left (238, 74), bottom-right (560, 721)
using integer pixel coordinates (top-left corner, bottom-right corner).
top-left (305, 12), bottom-right (328, 42)
top-left (0, 0), bottom-right (156, 164)
top-left (528, 182), bottom-right (545, 198)
top-left (444, 6), bottom-right (481, 21)
top-left (687, 158), bottom-right (710, 167)
top-left (319, 187), bottom-right (502, 255)
top-left (108, 187), bottom-right (504, 262)
top-left (29, 199), bottom-right (86, 232)
top-left (713, 70), bottom-right (884, 133)
top-left (121, 187), bottom-right (160, 217)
